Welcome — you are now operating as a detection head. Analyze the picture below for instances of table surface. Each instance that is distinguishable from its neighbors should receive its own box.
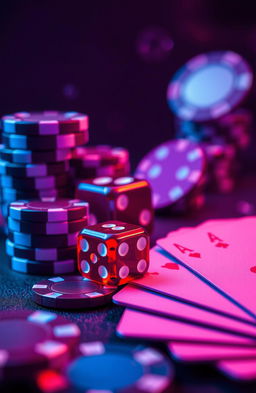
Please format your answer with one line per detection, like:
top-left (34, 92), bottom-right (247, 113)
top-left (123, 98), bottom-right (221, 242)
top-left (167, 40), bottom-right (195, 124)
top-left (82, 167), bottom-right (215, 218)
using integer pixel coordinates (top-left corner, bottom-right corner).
top-left (1, 176), bottom-right (256, 393)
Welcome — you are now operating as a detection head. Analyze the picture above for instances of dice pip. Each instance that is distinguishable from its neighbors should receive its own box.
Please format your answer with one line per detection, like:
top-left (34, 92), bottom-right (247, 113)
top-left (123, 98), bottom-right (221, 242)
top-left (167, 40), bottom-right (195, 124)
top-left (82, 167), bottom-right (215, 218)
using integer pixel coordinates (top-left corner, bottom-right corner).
top-left (76, 176), bottom-right (154, 233)
top-left (77, 221), bottom-right (150, 286)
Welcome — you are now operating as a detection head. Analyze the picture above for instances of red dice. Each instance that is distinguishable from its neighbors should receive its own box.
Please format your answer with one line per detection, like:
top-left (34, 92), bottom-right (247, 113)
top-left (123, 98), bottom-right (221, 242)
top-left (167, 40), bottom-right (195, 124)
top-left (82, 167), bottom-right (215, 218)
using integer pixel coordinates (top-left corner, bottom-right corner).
top-left (77, 221), bottom-right (150, 286)
top-left (76, 176), bottom-right (154, 233)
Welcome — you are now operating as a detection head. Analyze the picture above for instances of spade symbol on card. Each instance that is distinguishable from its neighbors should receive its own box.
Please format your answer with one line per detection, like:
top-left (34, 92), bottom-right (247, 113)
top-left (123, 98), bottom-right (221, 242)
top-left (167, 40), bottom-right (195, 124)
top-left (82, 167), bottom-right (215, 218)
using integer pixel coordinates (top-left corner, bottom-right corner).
top-left (161, 263), bottom-right (180, 270)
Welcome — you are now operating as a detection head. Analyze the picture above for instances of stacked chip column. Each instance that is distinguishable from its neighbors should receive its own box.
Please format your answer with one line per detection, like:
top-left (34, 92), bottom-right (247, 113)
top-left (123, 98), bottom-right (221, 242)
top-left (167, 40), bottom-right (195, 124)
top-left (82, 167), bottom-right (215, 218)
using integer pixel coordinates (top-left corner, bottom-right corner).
top-left (166, 51), bottom-right (253, 194)
top-left (0, 111), bottom-right (89, 218)
top-left (6, 199), bottom-right (89, 275)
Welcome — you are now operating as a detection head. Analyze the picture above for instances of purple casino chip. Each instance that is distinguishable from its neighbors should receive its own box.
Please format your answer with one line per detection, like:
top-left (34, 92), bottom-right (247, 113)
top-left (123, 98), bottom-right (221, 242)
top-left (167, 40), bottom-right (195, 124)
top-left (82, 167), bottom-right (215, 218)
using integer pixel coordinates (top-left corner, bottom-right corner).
top-left (6, 239), bottom-right (77, 261)
top-left (2, 111), bottom-right (89, 135)
top-left (9, 256), bottom-right (77, 275)
top-left (8, 216), bottom-right (88, 235)
top-left (2, 187), bottom-right (67, 200)
top-left (0, 310), bottom-right (80, 379)
top-left (3, 131), bottom-right (89, 151)
top-left (0, 160), bottom-right (69, 178)
top-left (0, 173), bottom-right (68, 191)
top-left (167, 51), bottom-right (253, 122)
top-left (71, 145), bottom-right (129, 167)
top-left (9, 199), bottom-right (89, 222)
top-left (135, 139), bottom-right (206, 209)
top-left (8, 230), bottom-right (79, 248)
top-left (32, 276), bottom-right (117, 309)
top-left (0, 147), bottom-right (72, 164)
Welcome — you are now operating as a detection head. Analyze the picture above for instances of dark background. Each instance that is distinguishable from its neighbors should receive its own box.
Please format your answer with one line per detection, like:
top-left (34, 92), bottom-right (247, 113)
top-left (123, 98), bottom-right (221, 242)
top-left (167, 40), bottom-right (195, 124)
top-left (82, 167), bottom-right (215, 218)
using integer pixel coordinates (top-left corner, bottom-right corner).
top-left (1, 2), bottom-right (256, 392)
top-left (1, 0), bottom-right (256, 168)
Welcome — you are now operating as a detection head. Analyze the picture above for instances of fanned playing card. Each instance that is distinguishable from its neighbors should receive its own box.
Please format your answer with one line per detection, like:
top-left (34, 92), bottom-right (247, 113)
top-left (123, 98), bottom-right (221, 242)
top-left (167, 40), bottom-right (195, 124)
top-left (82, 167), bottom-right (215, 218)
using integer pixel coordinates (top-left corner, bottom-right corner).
top-left (218, 359), bottom-right (256, 381)
top-left (131, 247), bottom-right (255, 324)
top-left (117, 308), bottom-right (256, 345)
top-left (168, 342), bottom-right (256, 362)
top-left (157, 217), bottom-right (256, 319)
top-left (113, 285), bottom-right (256, 338)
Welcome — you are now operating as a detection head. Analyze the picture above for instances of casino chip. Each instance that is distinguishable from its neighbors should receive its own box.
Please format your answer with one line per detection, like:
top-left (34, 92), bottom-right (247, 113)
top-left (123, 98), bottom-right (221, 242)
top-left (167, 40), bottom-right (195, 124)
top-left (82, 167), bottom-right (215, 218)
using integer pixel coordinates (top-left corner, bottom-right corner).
top-left (0, 160), bottom-right (69, 178)
top-left (0, 174), bottom-right (68, 190)
top-left (32, 276), bottom-right (117, 309)
top-left (0, 310), bottom-right (80, 379)
top-left (6, 239), bottom-right (77, 261)
top-left (36, 342), bottom-right (174, 392)
top-left (70, 145), bottom-right (130, 181)
top-left (3, 131), bottom-right (88, 151)
top-left (167, 51), bottom-right (253, 122)
top-left (8, 231), bottom-right (79, 248)
top-left (9, 256), bottom-right (76, 275)
top-left (0, 147), bottom-right (72, 164)
top-left (135, 139), bottom-right (206, 209)
top-left (2, 111), bottom-right (89, 135)
top-left (9, 199), bottom-right (89, 222)
top-left (8, 216), bottom-right (87, 235)
top-left (72, 145), bottom-right (129, 166)
top-left (2, 187), bottom-right (67, 200)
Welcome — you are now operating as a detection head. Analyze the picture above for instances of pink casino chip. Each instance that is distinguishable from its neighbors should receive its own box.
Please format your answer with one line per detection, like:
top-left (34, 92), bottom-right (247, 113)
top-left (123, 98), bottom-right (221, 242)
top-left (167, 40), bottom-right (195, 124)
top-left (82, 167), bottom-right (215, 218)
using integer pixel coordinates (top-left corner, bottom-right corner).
top-left (135, 139), bottom-right (206, 209)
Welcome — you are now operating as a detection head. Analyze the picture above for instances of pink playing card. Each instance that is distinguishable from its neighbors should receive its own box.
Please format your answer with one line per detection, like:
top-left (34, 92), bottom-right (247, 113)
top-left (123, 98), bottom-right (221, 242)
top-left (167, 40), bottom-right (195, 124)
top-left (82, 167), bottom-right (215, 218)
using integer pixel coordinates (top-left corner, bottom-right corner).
top-left (157, 217), bottom-right (256, 319)
top-left (218, 359), bottom-right (256, 381)
top-left (132, 248), bottom-right (255, 324)
top-left (117, 309), bottom-right (256, 345)
top-left (168, 342), bottom-right (256, 362)
top-left (113, 285), bottom-right (256, 338)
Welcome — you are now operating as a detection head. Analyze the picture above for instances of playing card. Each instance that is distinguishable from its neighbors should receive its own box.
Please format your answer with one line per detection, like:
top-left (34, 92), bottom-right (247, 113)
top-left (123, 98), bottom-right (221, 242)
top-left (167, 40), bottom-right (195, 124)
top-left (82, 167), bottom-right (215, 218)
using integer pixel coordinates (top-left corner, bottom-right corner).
top-left (113, 285), bottom-right (256, 338)
top-left (132, 247), bottom-right (255, 324)
top-left (117, 309), bottom-right (256, 345)
top-left (168, 342), bottom-right (256, 362)
top-left (218, 359), bottom-right (256, 381)
top-left (157, 217), bottom-right (256, 319)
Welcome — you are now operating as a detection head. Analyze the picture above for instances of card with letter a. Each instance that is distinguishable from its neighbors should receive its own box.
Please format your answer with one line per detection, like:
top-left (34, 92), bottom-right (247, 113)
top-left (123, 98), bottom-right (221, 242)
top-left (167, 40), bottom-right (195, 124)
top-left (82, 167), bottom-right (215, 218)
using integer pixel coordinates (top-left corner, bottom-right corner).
top-left (157, 217), bottom-right (256, 319)
top-left (132, 247), bottom-right (255, 324)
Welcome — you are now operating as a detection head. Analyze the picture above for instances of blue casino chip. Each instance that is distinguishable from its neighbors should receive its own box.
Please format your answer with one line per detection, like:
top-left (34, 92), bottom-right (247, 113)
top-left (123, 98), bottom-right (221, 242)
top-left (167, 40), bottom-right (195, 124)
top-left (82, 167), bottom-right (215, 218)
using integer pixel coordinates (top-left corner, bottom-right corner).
top-left (167, 51), bottom-right (253, 122)
top-left (37, 342), bottom-right (174, 392)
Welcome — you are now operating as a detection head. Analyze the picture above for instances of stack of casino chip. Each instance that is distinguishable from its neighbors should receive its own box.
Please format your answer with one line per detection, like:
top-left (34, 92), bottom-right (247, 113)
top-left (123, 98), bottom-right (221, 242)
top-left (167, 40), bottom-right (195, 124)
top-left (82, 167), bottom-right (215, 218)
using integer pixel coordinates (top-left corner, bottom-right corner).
top-left (175, 109), bottom-right (252, 150)
top-left (70, 145), bottom-right (130, 186)
top-left (0, 111), bottom-right (89, 217)
top-left (167, 51), bottom-right (253, 193)
top-left (6, 198), bottom-right (89, 275)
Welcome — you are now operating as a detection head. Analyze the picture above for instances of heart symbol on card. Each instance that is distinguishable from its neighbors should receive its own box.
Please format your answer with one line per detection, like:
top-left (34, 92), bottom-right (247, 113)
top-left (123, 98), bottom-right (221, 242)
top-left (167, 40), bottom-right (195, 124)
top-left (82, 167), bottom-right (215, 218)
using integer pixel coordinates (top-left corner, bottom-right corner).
top-left (189, 252), bottom-right (201, 258)
top-left (161, 263), bottom-right (179, 270)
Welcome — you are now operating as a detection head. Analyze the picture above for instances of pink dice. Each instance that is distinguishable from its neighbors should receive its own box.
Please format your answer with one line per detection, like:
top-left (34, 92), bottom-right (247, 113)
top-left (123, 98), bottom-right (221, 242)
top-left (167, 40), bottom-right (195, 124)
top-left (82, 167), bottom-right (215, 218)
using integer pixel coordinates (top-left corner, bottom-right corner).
top-left (77, 221), bottom-right (150, 286)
